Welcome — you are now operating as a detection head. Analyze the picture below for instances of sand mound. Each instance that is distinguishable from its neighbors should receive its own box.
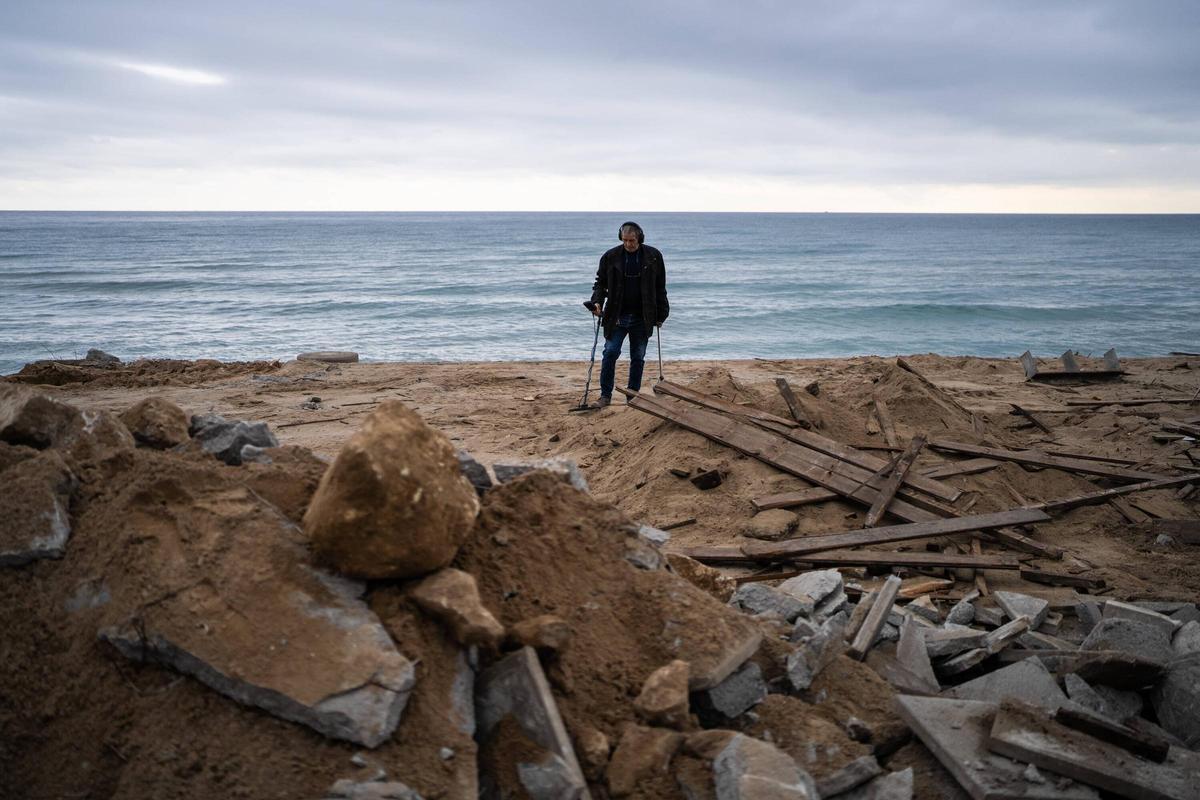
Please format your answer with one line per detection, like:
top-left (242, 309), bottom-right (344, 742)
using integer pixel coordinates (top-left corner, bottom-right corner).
top-left (6, 357), bottom-right (285, 388)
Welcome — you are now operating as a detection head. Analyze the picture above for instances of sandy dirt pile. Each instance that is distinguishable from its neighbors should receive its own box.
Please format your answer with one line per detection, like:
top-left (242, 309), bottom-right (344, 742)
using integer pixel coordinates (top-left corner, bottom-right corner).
top-left (3, 350), bottom-right (1199, 798)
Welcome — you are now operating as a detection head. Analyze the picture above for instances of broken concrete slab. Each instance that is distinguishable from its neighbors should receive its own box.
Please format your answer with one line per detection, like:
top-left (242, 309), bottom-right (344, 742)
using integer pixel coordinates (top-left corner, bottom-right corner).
top-left (455, 449), bottom-right (492, 494)
top-left (895, 696), bottom-right (1098, 800)
top-left (101, 564), bottom-right (417, 748)
top-left (323, 777), bottom-right (423, 800)
top-left (634, 660), bottom-right (691, 729)
top-left (779, 569), bottom-right (843, 608)
top-left (475, 647), bottom-right (590, 797)
top-left (0, 449), bottom-right (76, 567)
top-left (1169, 605), bottom-right (1200, 626)
top-left (786, 611), bottom-right (848, 692)
top-left (696, 661), bottom-right (768, 724)
top-left (972, 605), bottom-right (1004, 628)
top-left (730, 582), bottom-right (813, 622)
top-left (895, 618), bottom-right (939, 693)
top-left (994, 591), bottom-right (1049, 630)
top-left (1174, 620), bottom-right (1200, 655)
top-left (924, 628), bottom-right (987, 659)
top-left (409, 568), bottom-right (505, 650)
top-left (713, 733), bottom-right (819, 800)
top-left (1070, 650), bottom-right (1168, 690)
top-left (1079, 618), bottom-right (1173, 667)
top-left (519, 751), bottom-right (589, 800)
top-left (988, 700), bottom-right (1195, 800)
top-left (1062, 673), bottom-right (1140, 725)
top-left (835, 768), bottom-right (914, 800)
top-left (814, 755), bottom-right (881, 798)
top-left (493, 457), bottom-right (589, 493)
top-left (191, 415), bottom-right (279, 465)
top-left (1102, 600), bottom-right (1181, 639)
top-left (906, 595), bottom-right (941, 624)
top-left (1151, 656), bottom-right (1200, 750)
top-left (947, 658), bottom-right (1071, 712)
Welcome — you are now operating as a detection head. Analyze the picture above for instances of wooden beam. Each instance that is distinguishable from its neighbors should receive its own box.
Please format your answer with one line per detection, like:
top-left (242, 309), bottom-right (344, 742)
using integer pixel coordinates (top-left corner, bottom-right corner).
top-left (1160, 420), bottom-right (1200, 438)
top-left (979, 528), bottom-right (1064, 560)
top-left (740, 508), bottom-right (1051, 560)
top-left (774, 378), bottom-right (812, 429)
top-left (1032, 474), bottom-right (1198, 514)
top-left (971, 538), bottom-right (990, 596)
top-left (872, 396), bottom-right (899, 448)
top-left (1019, 568), bottom-right (1106, 590)
top-left (919, 458), bottom-right (1001, 479)
top-left (1010, 403), bottom-right (1053, 435)
top-left (848, 576), bottom-right (902, 660)
top-left (929, 440), bottom-right (1166, 483)
top-left (653, 380), bottom-right (963, 503)
top-left (1066, 397), bottom-right (1197, 407)
top-left (865, 435), bottom-right (926, 528)
top-left (895, 357), bottom-right (973, 416)
top-left (751, 486), bottom-right (839, 511)
top-left (1033, 448), bottom-right (1139, 466)
top-left (624, 391), bottom-right (940, 523)
top-left (678, 547), bottom-right (1022, 569)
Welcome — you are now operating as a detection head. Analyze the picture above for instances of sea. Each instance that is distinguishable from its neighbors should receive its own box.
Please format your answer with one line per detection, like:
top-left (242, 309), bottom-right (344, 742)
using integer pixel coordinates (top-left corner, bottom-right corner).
top-left (1, 212), bottom-right (1197, 375)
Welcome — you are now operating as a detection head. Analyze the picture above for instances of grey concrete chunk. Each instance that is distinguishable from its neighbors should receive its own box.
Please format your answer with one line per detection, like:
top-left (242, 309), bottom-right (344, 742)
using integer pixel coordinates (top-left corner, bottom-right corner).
top-left (63, 579), bottom-right (110, 613)
top-left (895, 618), bottom-right (939, 692)
top-left (517, 752), bottom-right (587, 800)
top-left (1174, 620), bottom-right (1200, 655)
top-left (731, 583), bottom-right (813, 622)
top-left (1151, 658), bottom-right (1200, 749)
top-left (493, 457), bottom-right (589, 493)
top-left (835, 768), bottom-right (913, 800)
top-left (191, 416), bottom-right (279, 465)
top-left (778, 569), bottom-right (842, 607)
top-left (1074, 602), bottom-right (1102, 635)
top-left (924, 627), bottom-right (987, 659)
top-left (476, 647), bottom-right (590, 794)
top-left (786, 611), bottom-right (847, 692)
top-left (934, 648), bottom-right (989, 678)
top-left (894, 696), bottom-right (1098, 800)
top-left (100, 570), bottom-right (416, 748)
top-left (1169, 605), bottom-right (1200, 626)
top-left (906, 595), bottom-right (941, 623)
top-left (455, 450), bottom-right (492, 494)
top-left (994, 591), bottom-right (1049, 630)
top-left (814, 755), bottom-right (881, 798)
top-left (698, 661), bottom-right (767, 723)
top-left (1102, 599), bottom-right (1181, 638)
top-left (1063, 674), bottom-right (1142, 725)
top-left (945, 590), bottom-right (978, 627)
top-left (324, 778), bottom-right (423, 800)
top-left (713, 733), bottom-right (818, 800)
top-left (0, 450), bottom-right (76, 567)
top-left (1080, 618), bottom-right (1172, 666)
top-left (946, 658), bottom-right (1070, 712)
top-left (973, 605), bottom-right (1005, 628)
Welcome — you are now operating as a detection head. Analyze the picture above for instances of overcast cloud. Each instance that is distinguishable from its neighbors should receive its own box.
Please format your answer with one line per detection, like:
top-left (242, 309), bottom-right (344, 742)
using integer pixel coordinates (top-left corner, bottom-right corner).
top-left (1, 0), bottom-right (1198, 211)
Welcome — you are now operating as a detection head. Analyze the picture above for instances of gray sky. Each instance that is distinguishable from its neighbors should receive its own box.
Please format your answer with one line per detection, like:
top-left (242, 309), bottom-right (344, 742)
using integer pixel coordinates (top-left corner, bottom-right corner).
top-left (2, 0), bottom-right (1198, 211)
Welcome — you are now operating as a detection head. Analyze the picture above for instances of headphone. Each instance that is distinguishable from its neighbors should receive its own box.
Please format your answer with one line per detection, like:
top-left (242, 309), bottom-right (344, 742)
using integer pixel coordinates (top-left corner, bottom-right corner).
top-left (618, 221), bottom-right (645, 245)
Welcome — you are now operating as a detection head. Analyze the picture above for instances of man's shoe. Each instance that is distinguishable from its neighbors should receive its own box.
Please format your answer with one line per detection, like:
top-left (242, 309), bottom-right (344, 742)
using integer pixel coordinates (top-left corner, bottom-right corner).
top-left (596, 396), bottom-right (611, 407)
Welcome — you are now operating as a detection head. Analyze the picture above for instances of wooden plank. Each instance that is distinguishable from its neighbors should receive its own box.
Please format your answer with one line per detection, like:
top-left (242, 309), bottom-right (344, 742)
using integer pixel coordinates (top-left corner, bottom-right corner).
top-left (1033, 448), bottom-right (1140, 466)
top-left (625, 391), bottom-right (941, 523)
top-left (656, 380), bottom-right (962, 503)
top-left (1031, 370), bottom-right (1125, 383)
top-left (673, 546), bottom-right (757, 563)
top-left (1108, 497), bottom-right (1148, 524)
top-left (929, 440), bottom-right (1166, 483)
top-left (899, 577), bottom-right (955, 598)
top-left (972, 539), bottom-right (990, 596)
top-left (1160, 420), bottom-right (1200, 438)
top-left (681, 547), bottom-right (1022, 569)
top-left (1066, 397), bottom-right (1196, 407)
top-left (848, 575), bottom-right (901, 660)
top-left (919, 458), bottom-right (1001, 479)
top-left (774, 378), bottom-right (812, 429)
top-left (865, 435), bottom-right (926, 527)
top-left (872, 396), bottom-right (898, 448)
top-left (1019, 568), bottom-right (1105, 590)
top-left (741, 508), bottom-right (1051, 560)
top-left (658, 517), bottom-right (696, 531)
top-left (1010, 403), bottom-right (1053, 435)
top-left (976, 527), bottom-right (1063, 559)
top-left (1152, 519), bottom-right (1200, 545)
top-left (1051, 706), bottom-right (1170, 763)
top-left (751, 486), bottom-right (839, 511)
top-left (1032, 474), bottom-right (1199, 514)
top-left (652, 379), bottom-right (798, 427)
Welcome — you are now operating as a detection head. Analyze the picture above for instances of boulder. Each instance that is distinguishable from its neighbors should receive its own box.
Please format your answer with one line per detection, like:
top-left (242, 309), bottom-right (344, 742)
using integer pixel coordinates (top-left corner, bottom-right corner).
top-left (304, 401), bottom-right (480, 579)
top-left (190, 414), bottom-right (279, 465)
top-left (119, 397), bottom-right (190, 449)
top-left (0, 385), bottom-right (81, 449)
top-left (409, 568), bottom-right (505, 649)
top-left (634, 660), bottom-right (691, 729)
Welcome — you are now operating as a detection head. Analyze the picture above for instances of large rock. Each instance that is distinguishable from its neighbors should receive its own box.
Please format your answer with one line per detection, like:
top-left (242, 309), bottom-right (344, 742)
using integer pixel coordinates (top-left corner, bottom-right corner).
top-left (0, 385), bottom-right (81, 449)
top-left (0, 447), bottom-right (76, 566)
top-left (634, 660), bottom-right (691, 729)
top-left (667, 553), bottom-right (737, 602)
top-left (730, 583), bottom-right (813, 622)
top-left (96, 463), bottom-right (417, 747)
top-left (304, 401), bottom-right (480, 579)
top-left (606, 724), bottom-right (682, 797)
top-left (190, 414), bottom-right (279, 465)
top-left (787, 611), bottom-right (848, 691)
top-left (1080, 618), bottom-right (1173, 667)
top-left (119, 397), bottom-right (190, 449)
top-left (695, 661), bottom-right (767, 724)
top-left (409, 568), bottom-right (504, 649)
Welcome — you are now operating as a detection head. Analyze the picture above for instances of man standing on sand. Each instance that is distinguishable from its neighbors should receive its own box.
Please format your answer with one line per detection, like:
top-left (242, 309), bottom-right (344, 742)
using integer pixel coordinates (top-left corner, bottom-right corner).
top-left (587, 221), bottom-right (669, 406)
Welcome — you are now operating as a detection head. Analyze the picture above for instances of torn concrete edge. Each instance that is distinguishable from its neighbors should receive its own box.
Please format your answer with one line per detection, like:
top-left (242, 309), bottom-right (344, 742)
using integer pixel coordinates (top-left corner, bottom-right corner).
top-left (475, 646), bottom-right (592, 799)
top-left (99, 623), bottom-right (415, 748)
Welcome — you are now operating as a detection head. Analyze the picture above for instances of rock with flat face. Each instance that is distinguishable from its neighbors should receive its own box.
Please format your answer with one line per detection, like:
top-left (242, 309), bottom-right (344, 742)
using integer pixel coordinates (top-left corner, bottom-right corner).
top-left (0, 385), bottom-right (81, 449)
top-left (191, 416), bottom-right (279, 465)
top-left (634, 660), bottom-right (691, 729)
top-left (606, 724), bottom-right (682, 797)
top-left (305, 401), bottom-right (480, 579)
top-left (696, 662), bottom-right (767, 724)
top-left (409, 568), bottom-right (505, 649)
top-left (778, 569), bottom-right (843, 607)
top-left (509, 615), bottom-right (572, 655)
top-left (119, 397), bottom-right (190, 449)
top-left (741, 509), bottom-right (799, 541)
top-left (1080, 618), bottom-right (1173, 667)
top-left (713, 733), bottom-right (818, 800)
top-left (994, 591), bottom-right (1049, 630)
top-left (730, 583), bottom-right (813, 622)
top-left (946, 658), bottom-right (1070, 712)
top-left (0, 448), bottom-right (76, 566)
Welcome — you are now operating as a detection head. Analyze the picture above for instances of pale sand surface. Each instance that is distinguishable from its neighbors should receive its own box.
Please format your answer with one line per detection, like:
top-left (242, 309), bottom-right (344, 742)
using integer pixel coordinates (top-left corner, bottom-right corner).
top-left (31, 352), bottom-right (1200, 601)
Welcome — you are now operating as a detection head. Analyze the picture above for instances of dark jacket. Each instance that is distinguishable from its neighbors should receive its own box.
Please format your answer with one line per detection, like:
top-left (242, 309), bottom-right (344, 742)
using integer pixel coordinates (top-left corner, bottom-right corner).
top-left (590, 244), bottom-right (669, 339)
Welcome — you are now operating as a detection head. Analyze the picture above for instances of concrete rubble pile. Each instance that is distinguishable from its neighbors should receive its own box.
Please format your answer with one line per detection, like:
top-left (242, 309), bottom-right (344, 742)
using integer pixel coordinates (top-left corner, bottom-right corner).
top-left (1, 384), bottom-right (920, 799)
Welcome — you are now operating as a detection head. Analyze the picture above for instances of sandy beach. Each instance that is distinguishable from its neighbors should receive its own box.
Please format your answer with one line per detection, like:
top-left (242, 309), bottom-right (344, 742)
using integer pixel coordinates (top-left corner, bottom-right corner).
top-left (16, 351), bottom-right (1200, 599)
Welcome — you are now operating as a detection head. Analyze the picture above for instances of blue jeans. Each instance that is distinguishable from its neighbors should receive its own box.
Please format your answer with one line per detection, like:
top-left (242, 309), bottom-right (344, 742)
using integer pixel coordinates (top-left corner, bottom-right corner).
top-left (600, 313), bottom-right (649, 398)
